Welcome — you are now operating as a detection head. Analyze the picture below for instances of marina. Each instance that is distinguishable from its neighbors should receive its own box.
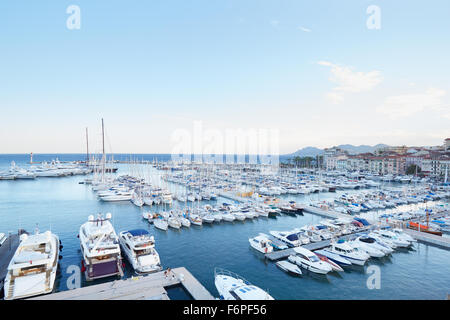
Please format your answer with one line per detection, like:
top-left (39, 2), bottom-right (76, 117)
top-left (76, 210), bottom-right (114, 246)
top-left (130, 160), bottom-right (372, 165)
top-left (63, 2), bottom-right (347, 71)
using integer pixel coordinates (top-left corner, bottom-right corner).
top-left (1, 154), bottom-right (450, 300)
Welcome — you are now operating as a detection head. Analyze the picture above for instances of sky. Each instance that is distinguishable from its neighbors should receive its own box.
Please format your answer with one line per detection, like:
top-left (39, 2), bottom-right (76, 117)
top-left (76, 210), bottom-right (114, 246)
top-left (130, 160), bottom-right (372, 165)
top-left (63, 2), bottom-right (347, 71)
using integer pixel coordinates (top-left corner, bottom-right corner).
top-left (0, 0), bottom-right (449, 155)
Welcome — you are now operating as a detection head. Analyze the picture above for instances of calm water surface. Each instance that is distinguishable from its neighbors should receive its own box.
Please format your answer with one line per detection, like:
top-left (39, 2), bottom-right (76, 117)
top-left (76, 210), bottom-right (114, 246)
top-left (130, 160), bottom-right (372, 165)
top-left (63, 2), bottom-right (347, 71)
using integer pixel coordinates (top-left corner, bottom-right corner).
top-left (0, 155), bottom-right (449, 299)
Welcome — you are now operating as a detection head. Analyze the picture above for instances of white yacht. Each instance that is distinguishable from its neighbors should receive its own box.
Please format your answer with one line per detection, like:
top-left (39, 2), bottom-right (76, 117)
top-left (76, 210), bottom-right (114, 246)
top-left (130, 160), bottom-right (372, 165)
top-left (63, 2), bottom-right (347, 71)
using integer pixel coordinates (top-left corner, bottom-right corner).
top-left (118, 229), bottom-right (162, 274)
top-left (354, 235), bottom-right (393, 255)
top-left (189, 214), bottom-right (203, 226)
top-left (372, 229), bottom-right (411, 248)
top-left (221, 212), bottom-right (236, 222)
top-left (326, 241), bottom-right (369, 266)
top-left (269, 230), bottom-right (301, 247)
top-left (79, 213), bottom-right (124, 281)
top-left (214, 268), bottom-right (274, 300)
top-left (153, 217), bottom-right (169, 231)
top-left (288, 247), bottom-right (332, 274)
top-left (168, 216), bottom-right (182, 229)
top-left (4, 231), bottom-right (60, 300)
top-left (248, 234), bottom-right (273, 254)
top-left (349, 239), bottom-right (385, 258)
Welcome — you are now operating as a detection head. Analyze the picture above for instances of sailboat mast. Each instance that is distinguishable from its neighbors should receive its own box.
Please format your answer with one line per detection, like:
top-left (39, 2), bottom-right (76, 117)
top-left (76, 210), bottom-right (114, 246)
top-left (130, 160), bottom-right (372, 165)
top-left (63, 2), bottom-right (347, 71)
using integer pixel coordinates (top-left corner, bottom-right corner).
top-left (101, 118), bottom-right (105, 181)
top-left (86, 127), bottom-right (89, 166)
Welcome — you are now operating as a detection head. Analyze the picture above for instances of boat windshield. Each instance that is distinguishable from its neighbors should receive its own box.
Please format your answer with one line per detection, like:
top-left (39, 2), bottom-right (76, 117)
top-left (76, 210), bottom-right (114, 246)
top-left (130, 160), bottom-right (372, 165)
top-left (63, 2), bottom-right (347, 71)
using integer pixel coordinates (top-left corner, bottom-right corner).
top-left (309, 255), bottom-right (319, 262)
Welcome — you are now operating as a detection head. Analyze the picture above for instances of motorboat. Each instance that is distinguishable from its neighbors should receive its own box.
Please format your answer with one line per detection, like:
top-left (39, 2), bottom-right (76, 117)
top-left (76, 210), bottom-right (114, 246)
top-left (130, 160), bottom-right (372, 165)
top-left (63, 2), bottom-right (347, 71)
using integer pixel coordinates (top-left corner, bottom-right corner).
top-left (153, 217), bottom-right (169, 231)
top-left (214, 268), bottom-right (274, 300)
top-left (276, 260), bottom-right (302, 276)
top-left (372, 229), bottom-right (411, 248)
top-left (392, 228), bottom-right (416, 243)
top-left (3, 231), bottom-right (60, 300)
top-left (348, 239), bottom-right (385, 258)
top-left (354, 235), bottom-right (393, 255)
top-left (314, 249), bottom-right (352, 267)
top-left (201, 213), bottom-right (216, 224)
top-left (269, 230), bottom-right (301, 247)
top-left (118, 229), bottom-right (162, 274)
top-left (79, 213), bottom-right (124, 281)
top-left (249, 234), bottom-right (273, 254)
top-left (221, 212), bottom-right (236, 222)
top-left (325, 241), bottom-right (369, 266)
top-left (288, 247), bottom-right (332, 274)
top-left (232, 211), bottom-right (246, 221)
top-left (368, 232), bottom-right (398, 251)
top-left (314, 252), bottom-right (344, 272)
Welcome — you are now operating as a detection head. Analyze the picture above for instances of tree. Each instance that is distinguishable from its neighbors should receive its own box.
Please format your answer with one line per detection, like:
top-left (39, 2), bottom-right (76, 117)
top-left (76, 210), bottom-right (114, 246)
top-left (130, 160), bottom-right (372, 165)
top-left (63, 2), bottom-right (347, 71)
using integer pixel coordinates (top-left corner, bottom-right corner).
top-left (406, 164), bottom-right (421, 175)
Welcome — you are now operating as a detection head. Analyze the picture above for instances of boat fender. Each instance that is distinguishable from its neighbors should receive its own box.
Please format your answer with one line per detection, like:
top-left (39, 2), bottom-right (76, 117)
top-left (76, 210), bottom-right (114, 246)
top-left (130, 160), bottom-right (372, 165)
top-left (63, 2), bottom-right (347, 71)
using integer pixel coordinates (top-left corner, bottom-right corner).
top-left (59, 255), bottom-right (63, 260)
top-left (81, 260), bottom-right (86, 273)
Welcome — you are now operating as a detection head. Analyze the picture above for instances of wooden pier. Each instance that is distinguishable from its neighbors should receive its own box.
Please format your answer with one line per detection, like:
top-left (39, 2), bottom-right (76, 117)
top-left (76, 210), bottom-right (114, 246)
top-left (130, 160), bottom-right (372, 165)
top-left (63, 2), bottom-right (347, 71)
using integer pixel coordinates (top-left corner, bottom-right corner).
top-left (0, 233), bottom-right (20, 296)
top-left (28, 267), bottom-right (214, 300)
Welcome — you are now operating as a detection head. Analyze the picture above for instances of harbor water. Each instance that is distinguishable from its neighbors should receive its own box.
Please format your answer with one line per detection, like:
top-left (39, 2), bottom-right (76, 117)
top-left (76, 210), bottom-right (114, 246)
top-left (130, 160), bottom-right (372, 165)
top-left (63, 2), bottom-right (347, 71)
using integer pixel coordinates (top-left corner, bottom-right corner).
top-left (1, 154), bottom-right (449, 300)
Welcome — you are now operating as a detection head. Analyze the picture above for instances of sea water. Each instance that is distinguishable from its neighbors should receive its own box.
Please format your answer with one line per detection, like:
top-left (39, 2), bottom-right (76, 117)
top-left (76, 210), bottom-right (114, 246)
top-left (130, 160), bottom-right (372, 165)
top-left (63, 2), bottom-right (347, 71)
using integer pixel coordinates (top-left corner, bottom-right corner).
top-left (0, 154), bottom-right (449, 299)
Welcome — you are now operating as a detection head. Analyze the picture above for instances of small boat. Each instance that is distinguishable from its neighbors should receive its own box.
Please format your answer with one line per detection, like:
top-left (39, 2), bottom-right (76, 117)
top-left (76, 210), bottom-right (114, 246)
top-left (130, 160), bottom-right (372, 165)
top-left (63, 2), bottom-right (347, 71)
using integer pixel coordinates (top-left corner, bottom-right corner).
top-left (168, 217), bottom-right (181, 229)
top-left (269, 230), bottom-right (301, 247)
top-left (373, 229), bottom-right (411, 247)
top-left (222, 212), bottom-right (236, 222)
top-left (325, 241), bottom-right (369, 266)
top-left (314, 249), bottom-right (352, 267)
top-left (214, 268), bottom-right (274, 300)
top-left (202, 213), bottom-right (215, 224)
top-left (189, 214), bottom-right (203, 226)
top-left (288, 247), bottom-right (332, 274)
top-left (276, 260), bottom-right (302, 276)
top-left (248, 235), bottom-right (273, 254)
top-left (232, 211), bottom-right (246, 221)
top-left (178, 215), bottom-right (191, 228)
top-left (153, 217), bottom-right (168, 231)
top-left (349, 239), bottom-right (385, 258)
top-left (314, 252), bottom-right (344, 272)
top-left (354, 235), bottom-right (393, 255)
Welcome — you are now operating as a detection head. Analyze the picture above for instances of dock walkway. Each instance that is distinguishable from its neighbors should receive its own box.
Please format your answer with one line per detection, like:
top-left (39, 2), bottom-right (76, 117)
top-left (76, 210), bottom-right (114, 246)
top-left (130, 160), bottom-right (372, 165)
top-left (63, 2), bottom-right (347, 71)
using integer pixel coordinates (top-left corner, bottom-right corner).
top-left (29, 267), bottom-right (214, 300)
top-left (0, 234), bottom-right (20, 294)
top-left (402, 229), bottom-right (450, 249)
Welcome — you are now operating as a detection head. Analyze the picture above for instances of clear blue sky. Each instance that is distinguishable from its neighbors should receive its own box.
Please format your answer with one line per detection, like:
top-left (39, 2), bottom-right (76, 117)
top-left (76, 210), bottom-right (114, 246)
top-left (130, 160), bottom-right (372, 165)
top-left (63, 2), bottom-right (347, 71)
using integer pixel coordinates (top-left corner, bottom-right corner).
top-left (1, 1), bottom-right (449, 154)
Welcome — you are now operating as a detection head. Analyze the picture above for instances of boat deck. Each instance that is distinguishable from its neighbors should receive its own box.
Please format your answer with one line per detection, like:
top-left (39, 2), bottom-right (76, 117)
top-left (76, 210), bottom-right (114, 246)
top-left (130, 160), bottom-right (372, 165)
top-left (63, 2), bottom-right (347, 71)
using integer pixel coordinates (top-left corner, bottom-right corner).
top-left (28, 267), bottom-right (214, 300)
top-left (0, 233), bottom-right (20, 295)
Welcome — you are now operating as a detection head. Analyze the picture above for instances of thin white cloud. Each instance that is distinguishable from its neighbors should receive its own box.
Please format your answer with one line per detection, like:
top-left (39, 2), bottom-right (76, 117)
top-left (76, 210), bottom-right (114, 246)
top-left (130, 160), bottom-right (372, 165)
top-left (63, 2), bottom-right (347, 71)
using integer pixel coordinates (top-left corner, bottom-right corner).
top-left (270, 20), bottom-right (279, 27)
top-left (298, 26), bottom-right (311, 32)
top-left (318, 61), bottom-right (383, 103)
top-left (376, 88), bottom-right (446, 119)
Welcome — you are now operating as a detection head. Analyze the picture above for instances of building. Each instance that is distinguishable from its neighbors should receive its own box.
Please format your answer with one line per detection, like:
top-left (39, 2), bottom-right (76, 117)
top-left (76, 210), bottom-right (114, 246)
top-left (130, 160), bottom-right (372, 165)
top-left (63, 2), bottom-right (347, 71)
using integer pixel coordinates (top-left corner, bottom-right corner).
top-left (445, 138), bottom-right (450, 151)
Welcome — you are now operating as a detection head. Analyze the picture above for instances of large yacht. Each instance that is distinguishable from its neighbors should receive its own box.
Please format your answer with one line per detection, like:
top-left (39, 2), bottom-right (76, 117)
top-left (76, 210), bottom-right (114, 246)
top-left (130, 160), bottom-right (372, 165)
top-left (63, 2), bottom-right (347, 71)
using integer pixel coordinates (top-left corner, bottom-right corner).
top-left (214, 268), bottom-right (274, 300)
top-left (118, 229), bottom-right (162, 274)
top-left (79, 213), bottom-right (124, 281)
top-left (3, 230), bottom-right (60, 300)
